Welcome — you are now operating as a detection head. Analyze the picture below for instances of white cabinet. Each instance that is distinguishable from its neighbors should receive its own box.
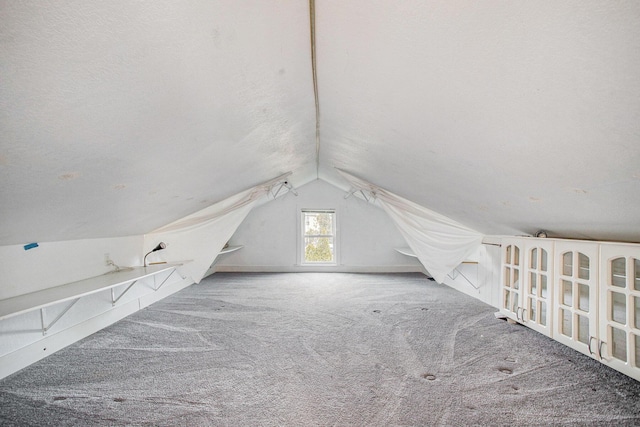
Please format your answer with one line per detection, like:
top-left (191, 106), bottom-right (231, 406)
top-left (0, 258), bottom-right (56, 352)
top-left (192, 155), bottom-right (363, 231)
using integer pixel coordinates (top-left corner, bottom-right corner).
top-left (500, 238), bottom-right (523, 321)
top-left (598, 244), bottom-right (640, 381)
top-left (553, 241), bottom-right (599, 357)
top-left (523, 239), bottom-right (554, 336)
top-left (500, 237), bottom-right (640, 382)
top-left (500, 238), bottom-right (554, 337)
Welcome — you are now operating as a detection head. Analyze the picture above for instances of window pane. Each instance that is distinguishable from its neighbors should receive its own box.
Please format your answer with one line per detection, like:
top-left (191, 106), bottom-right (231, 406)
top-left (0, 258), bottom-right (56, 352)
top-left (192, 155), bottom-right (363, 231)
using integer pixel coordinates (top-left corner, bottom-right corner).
top-left (513, 268), bottom-right (519, 290)
top-left (504, 290), bottom-right (511, 311)
top-left (577, 315), bottom-right (589, 345)
top-left (578, 283), bottom-right (589, 313)
top-left (635, 334), bottom-right (640, 368)
top-left (611, 327), bottom-right (627, 362)
top-left (528, 298), bottom-right (536, 322)
top-left (562, 280), bottom-right (573, 307)
top-left (504, 267), bottom-right (511, 289)
top-left (541, 275), bottom-right (548, 299)
top-left (304, 237), bottom-right (334, 263)
top-left (635, 296), bottom-right (640, 330)
top-left (540, 301), bottom-right (547, 326)
top-left (578, 253), bottom-right (590, 280)
top-left (635, 259), bottom-right (640, 291)
top-left (541, 249), bottom-right (548, 272)
top-left (304, 212), bottom-right (333, 235)
top-left (506, 245), bottom-right (512, 264)
top-left (561, 309), bottom-right (572, 337)
top-left (611, 257), bottom-right (626, 288)
top-left (530, 273), bottom-right (537, 295)
top-left (611, 292), bottom-right (626, 325)
top-left (563, 252), bottom-right (573, 276)
top-left (514, 246), bottom-right (520, 266)
top-left (530, 248), bottom-right (537, 269)
top-left (302, 211), bottom-right (336, 265)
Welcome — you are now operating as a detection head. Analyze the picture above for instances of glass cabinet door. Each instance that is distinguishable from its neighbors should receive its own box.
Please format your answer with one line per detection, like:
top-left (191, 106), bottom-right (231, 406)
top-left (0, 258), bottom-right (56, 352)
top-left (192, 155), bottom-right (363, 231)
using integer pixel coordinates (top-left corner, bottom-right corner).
top-left (553, 241), bottom-right (599, 357)
top-left (599, 244), bottom-right (640, 381)
top-left (500, 239), bottom-right (523, 320)
top-left (522, 240), bottom-right (554, 337)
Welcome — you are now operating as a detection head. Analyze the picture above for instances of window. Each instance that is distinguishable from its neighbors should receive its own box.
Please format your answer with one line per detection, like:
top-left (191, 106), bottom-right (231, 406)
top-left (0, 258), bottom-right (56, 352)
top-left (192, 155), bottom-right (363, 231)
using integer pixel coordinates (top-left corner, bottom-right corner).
top-left (301, 210), bottom-right (336, 264)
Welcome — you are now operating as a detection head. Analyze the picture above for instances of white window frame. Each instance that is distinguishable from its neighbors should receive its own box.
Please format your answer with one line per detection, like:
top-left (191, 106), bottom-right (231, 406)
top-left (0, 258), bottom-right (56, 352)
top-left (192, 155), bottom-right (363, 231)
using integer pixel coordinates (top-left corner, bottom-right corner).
top-left (300, 209), bottom-right (338, 266)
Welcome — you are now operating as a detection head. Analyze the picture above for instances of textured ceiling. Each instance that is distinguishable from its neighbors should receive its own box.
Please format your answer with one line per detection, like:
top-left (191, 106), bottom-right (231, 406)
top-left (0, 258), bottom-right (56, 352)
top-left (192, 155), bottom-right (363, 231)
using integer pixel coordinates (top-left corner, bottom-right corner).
top-left (1, 1), bottom-right (640, 245)
top-left (0, 1), bottom-right (316, 244)
top-left (317, 0), bottom-right (640, 242)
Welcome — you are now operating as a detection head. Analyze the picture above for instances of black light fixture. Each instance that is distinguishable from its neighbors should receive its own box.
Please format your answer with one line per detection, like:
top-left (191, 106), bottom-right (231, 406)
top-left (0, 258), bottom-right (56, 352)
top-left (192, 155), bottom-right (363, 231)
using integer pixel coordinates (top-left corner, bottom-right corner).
top-left (144, 242), bottom-right (166, 267)
top-left (535, 230), bottom-right (548, 238)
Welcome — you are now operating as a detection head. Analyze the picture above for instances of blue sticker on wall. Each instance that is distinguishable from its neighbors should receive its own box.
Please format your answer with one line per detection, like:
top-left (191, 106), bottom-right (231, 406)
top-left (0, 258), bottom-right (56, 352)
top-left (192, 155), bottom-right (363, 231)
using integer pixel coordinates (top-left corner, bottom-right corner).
top-left (24, 243), bottom-right (39, 250)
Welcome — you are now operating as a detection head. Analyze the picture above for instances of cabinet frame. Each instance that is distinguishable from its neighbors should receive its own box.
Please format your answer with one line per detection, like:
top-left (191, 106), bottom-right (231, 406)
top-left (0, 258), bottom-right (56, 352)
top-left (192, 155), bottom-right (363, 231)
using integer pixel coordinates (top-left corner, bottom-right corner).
top-left (522, 239), bottom-right (554, 336)
top-left (552, 240), bottom-right (599, 358)
top-left (499, 238), bottom-right (554, 337)
top-left (599, 244), bottom-right (640, 381)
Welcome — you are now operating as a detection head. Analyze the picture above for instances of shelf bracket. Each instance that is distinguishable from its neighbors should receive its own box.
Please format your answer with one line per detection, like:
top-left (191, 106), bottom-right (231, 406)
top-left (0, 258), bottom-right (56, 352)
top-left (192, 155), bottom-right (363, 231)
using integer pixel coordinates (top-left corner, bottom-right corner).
top-left (40, 298), bottom-right (80, 335)
top-left (269, 180), bottom-right (297, 199)
top-left (344, 188), bottom-right (375, 203)
top-left (111, 280), bottom-right (138, 306)
top-left (447, 267), bottom-right (479, 290)
top-left (154, 268), bottom-right (177, 291)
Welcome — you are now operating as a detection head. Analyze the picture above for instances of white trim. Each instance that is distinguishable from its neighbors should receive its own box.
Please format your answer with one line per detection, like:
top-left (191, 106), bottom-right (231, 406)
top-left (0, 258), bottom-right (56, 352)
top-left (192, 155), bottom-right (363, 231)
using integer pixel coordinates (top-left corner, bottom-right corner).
top-left (215, 265), bottom-right (424, 274)
top-left (299, 208), bottom-right (338, 266)
top-left (485, 235), bottom-right (640, 247)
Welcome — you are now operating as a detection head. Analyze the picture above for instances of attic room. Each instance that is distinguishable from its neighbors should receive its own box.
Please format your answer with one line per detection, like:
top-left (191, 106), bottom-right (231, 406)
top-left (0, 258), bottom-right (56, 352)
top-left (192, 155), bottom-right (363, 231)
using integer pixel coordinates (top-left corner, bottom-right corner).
top-left (1, 1), bottom-right (640, 425)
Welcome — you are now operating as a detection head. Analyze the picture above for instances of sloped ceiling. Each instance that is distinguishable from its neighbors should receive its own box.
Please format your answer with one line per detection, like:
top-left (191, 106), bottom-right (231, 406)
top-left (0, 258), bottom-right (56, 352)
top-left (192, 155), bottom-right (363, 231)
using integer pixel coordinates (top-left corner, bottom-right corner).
top-left (0, 1), bottom-right (316, 245)
top-left (317, 1), bottom-right (640, 242)
top-left (1, 1), bottom-right (640, 245)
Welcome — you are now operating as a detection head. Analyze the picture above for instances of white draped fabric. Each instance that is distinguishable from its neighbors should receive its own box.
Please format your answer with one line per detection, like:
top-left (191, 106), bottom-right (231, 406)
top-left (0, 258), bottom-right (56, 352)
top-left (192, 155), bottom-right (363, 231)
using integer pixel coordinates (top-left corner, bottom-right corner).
top-left (337, 169), bottom-right (483, 283)
top-left (144, 173), bottom-right (291, 283)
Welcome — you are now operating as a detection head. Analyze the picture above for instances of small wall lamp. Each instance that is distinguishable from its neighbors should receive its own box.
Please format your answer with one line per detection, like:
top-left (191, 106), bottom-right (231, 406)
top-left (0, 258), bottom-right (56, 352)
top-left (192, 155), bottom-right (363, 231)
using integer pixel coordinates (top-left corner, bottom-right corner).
top-left (144, 242), bottom-right (167, 267)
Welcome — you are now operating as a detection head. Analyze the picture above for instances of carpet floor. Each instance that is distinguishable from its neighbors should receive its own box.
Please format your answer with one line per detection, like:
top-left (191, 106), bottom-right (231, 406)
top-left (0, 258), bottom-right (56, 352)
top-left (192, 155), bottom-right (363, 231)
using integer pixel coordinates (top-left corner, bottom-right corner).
top-left (1, 272), bottom-right (639, 426)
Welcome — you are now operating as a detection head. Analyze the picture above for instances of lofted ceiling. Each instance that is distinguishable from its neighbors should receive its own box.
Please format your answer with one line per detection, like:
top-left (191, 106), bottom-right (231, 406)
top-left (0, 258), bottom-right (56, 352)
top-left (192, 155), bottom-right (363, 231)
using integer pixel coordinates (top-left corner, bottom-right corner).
top-left (0, 1), bottom-right (317, 245)
top-left (1, 1), bottom-right (640, 246)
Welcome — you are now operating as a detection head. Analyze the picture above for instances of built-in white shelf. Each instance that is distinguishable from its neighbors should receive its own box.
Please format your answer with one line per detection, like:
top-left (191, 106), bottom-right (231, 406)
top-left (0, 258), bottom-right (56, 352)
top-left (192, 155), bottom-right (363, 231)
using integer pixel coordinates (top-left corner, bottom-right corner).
top-left (203, 246), bottom-right (244, 278)
top-left (394, 247), bottom-right (478, 264)
top-left (219, 245), bottom-right (243, 255)
top-left (394, 247), bottom-right (417, 257)
top-left (0, 264), bottom-right (180, 322)
top-left (395, 246), bottom-right (478, 288)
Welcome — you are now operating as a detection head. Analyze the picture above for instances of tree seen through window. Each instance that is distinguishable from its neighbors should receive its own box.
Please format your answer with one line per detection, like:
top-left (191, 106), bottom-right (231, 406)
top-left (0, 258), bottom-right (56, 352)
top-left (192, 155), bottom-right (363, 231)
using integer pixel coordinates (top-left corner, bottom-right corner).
top-left (303, 211), bottom-right (335, 263)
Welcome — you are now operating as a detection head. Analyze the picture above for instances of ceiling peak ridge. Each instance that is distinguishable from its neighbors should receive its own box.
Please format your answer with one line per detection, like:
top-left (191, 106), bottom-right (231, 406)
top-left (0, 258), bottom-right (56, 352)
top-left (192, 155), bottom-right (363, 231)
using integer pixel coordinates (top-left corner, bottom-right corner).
top-left (309, 0), bottom-right (320, 180)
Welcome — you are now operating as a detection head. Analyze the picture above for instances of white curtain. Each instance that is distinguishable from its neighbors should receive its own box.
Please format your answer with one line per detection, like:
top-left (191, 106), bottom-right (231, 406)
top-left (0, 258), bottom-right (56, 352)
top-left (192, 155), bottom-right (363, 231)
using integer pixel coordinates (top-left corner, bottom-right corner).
top-left (337, 169), bottom-right (483, 283)
top-left (144, 173), bottom-right (291, 283)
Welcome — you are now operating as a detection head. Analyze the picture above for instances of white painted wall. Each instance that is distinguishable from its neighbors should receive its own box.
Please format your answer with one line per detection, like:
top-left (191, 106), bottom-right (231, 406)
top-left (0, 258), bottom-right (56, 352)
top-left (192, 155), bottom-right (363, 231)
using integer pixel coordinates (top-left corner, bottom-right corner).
top-left (215, 179), bottom-right (422, 273)
top-left (0, 236), bottom-right (193, 379)
top-left (0, 236), bottom-right (143, 300)
top-left (215, 179), bottom-right (504, 308)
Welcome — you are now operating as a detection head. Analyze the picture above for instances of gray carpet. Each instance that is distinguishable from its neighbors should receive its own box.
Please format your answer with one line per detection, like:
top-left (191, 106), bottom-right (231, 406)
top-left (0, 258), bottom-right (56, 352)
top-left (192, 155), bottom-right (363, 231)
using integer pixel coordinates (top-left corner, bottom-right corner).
top-left (1, 272), bottom-right (639, 426)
